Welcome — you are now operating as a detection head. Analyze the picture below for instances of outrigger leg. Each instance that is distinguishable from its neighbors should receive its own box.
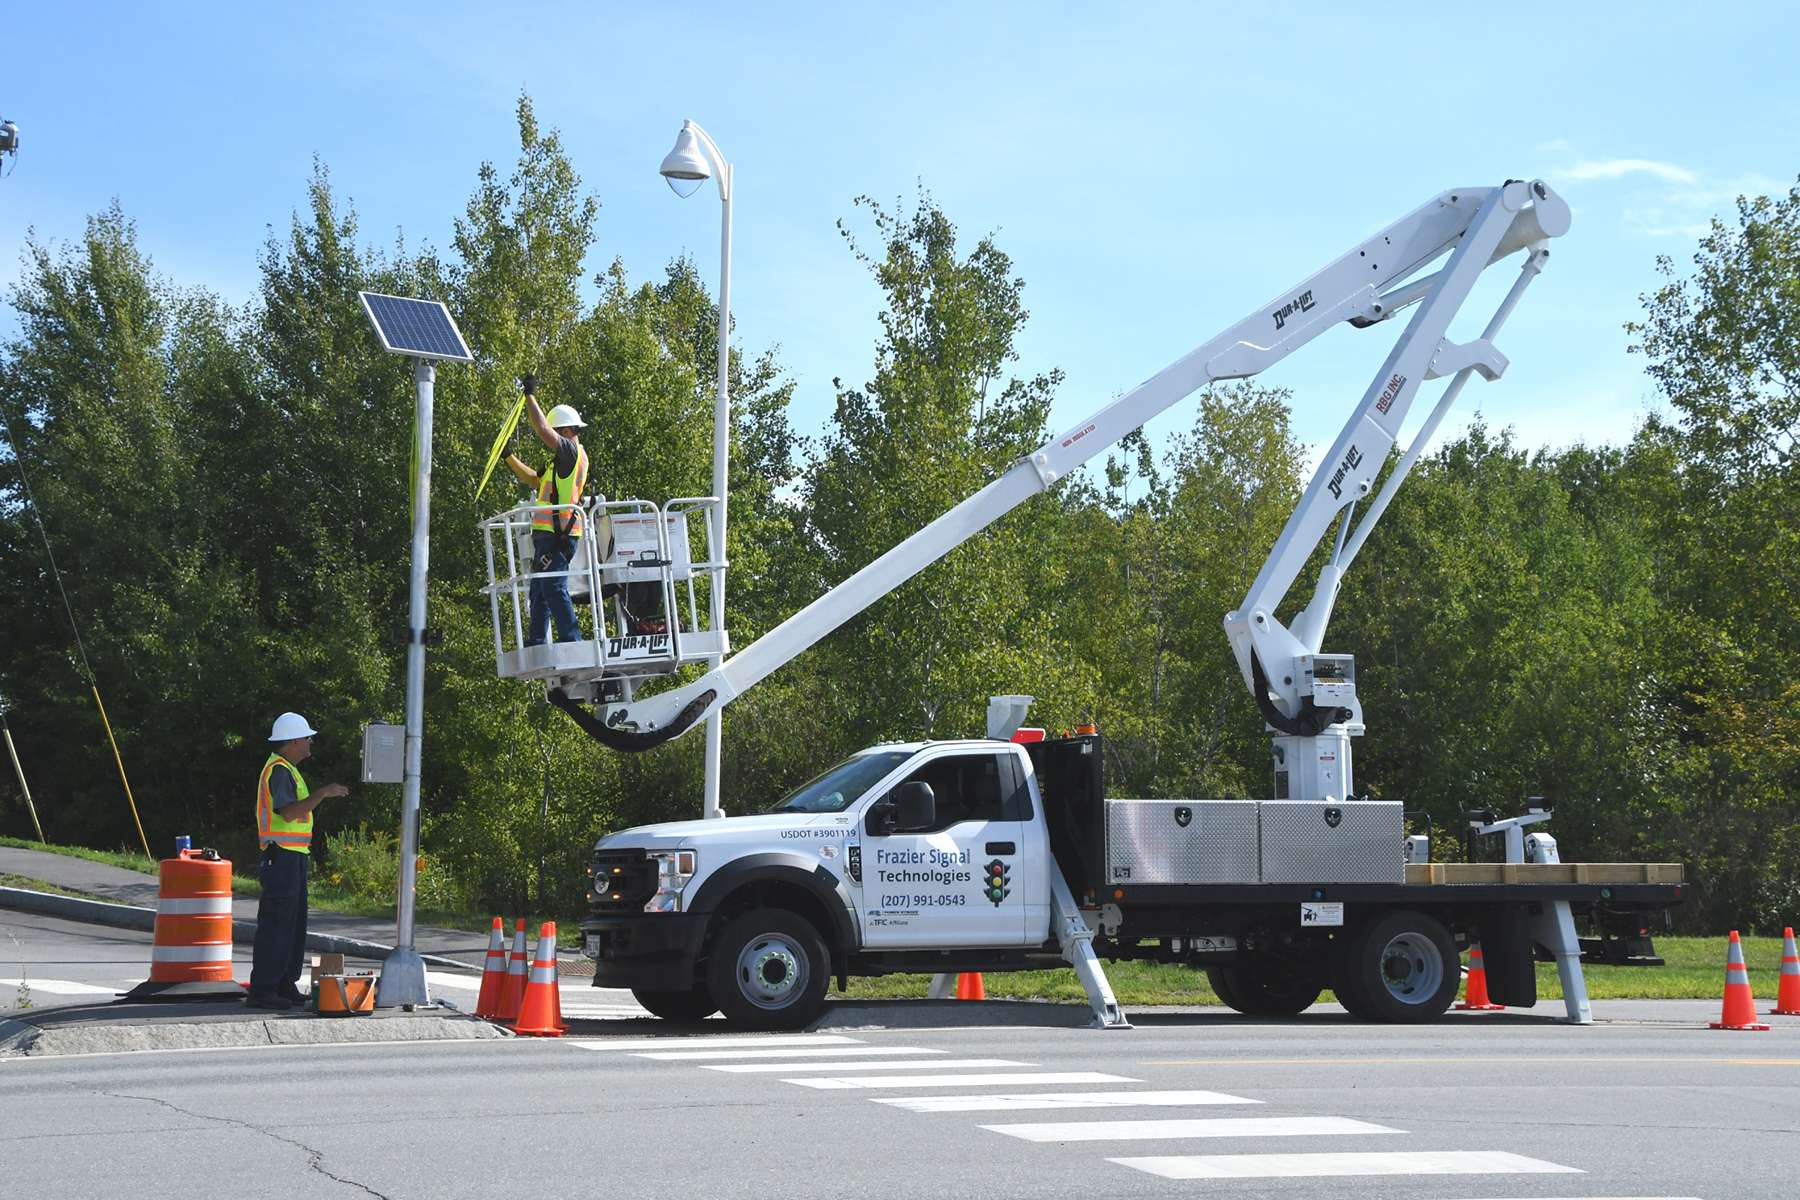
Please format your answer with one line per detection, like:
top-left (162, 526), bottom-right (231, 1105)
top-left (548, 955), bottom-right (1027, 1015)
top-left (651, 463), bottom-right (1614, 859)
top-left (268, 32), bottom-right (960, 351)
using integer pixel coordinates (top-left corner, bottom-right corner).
top-left (1050, 868), bottom-right (1129, 1029)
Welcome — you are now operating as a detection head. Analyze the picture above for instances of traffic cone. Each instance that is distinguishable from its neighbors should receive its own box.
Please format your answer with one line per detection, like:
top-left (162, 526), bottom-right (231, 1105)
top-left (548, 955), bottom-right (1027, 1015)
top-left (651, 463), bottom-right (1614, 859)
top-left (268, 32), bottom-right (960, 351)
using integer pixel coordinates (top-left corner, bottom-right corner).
top-left (512, 922), bottom-right (566, 1037)
top-left (1709, 930), bottom-right (1770, 1031)
top-left (1773, 927), bottom-right (1800, 1016)
top-left (955, 972), bottom-right (985, 1001)
top-left (473, 917), bottom-right (507, 1019)
top-left (496, 918), bottom-right (530, 1023)
top-left (1454, 943), bottom-right (1505, 1011)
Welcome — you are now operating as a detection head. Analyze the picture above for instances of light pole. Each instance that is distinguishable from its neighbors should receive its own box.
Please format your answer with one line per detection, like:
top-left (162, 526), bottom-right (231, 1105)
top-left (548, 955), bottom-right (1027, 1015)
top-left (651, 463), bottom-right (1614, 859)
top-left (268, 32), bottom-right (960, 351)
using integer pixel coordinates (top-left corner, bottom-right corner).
top-left (356, 291), bottom-right (474, 1008)
top-left (660, 119), bottom-right (732, 822)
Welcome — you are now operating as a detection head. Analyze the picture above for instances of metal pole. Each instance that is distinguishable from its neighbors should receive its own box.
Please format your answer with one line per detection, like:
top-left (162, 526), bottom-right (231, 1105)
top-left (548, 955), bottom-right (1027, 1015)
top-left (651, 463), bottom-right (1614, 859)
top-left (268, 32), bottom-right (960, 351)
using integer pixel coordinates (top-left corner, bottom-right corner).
top-left (702, 162), bottom-right (732, 821)
top-left (377, 357), bottom-right (434, 1008)
top-left (2, 718), bottom-right (45, 843)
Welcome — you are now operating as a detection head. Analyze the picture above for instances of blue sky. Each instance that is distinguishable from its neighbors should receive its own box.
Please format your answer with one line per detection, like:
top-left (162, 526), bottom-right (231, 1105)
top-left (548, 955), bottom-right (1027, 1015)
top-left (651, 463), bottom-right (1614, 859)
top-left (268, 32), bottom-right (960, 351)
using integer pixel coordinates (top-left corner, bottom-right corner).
top-left (4, 3), bottom-right (1795, 467)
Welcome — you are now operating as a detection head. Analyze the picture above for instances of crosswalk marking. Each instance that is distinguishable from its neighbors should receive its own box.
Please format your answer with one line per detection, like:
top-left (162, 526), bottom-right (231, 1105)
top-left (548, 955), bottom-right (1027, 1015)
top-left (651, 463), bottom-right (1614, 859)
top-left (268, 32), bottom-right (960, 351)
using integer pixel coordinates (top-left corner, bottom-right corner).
top-left (2, 978), bottom-right (122, 996)
top-left (790, 1071), bottom-right (1138, 1091)
top-left (705, 1058), bottom-right (1025, 1075)
top-left (1110, 1150), bottom-right (1583, 1180)
top-left (634, 1046), bottom-right (946, 1061)
top-left (873, 1090), bottom-right (1260, 1113)
top-left (569, 1035), bottom-right (861, 1051)
top-left (982, 1116), bottom-right (1399, 1142)
top-left (423, 970), bottom-right (482, 990)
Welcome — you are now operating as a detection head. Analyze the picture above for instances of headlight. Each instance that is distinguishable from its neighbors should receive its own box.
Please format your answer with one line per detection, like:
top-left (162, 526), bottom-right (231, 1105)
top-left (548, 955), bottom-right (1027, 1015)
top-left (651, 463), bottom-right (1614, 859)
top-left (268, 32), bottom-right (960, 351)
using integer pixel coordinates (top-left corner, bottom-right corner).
top-left (644, 849), bottom-right (697, 913)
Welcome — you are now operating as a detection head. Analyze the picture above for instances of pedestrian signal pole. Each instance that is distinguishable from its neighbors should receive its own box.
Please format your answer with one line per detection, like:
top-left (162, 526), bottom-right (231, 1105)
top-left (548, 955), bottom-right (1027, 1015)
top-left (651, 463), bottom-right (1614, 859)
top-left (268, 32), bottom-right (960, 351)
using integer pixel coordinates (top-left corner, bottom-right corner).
top-left (357, 292), bottom-right (475, 1009)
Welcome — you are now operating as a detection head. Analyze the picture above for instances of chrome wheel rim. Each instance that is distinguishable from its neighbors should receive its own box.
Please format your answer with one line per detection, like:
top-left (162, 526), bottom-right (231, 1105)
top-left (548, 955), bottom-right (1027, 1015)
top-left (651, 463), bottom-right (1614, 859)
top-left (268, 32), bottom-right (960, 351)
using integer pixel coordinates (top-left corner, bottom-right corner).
top-left (1378, 931), bottom-right (1443, 1004)
top-left (737, 932), bottom-right (806, 1010)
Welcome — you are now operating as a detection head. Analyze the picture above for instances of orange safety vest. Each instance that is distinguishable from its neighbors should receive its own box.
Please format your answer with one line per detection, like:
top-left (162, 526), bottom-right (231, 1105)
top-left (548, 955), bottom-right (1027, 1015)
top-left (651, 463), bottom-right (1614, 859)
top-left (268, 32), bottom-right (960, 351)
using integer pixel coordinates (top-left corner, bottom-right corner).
top-left (256, 753), bottom-right (312, 853)
top-left (531, 441), bottom-right (589, 541)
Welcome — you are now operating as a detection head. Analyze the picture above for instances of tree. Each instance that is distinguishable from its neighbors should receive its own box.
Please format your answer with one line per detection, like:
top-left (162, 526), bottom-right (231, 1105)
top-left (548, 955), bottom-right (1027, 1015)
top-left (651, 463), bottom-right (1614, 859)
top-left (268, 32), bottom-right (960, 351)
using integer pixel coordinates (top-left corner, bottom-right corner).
top-left (798, 192), bottom-right (1078, 752)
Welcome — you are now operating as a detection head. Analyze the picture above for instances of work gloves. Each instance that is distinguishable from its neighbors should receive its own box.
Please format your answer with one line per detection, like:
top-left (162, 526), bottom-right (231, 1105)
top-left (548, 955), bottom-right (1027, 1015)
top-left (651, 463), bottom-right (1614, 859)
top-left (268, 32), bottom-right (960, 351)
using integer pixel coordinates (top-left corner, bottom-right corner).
top-left (521, 372), bottom-right (539, 397)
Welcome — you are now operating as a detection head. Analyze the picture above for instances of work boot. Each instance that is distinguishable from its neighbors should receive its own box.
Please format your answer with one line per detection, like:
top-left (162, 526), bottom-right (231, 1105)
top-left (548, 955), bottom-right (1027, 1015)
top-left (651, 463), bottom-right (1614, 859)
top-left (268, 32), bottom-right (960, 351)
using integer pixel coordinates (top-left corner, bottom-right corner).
top-left (276, 983), bottom-right (308, 1005)
top-left (245, 991), bottom-right (293, 1011)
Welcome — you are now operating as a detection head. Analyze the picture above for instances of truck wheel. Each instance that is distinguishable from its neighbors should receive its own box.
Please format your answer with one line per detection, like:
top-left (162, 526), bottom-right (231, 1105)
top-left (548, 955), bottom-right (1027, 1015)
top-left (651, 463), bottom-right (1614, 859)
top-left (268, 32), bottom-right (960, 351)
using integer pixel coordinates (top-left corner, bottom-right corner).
top-left (1207, 962), bottom-right (1323, 1016)
top-left (1328, 930), bottom-right (1379, 1020)
top-left (1339, 911), bottom-right (1459, 1023)
top-left (631, 985), bottom-right (718, 1023)
top-left (705, 908), bottom-right (830, 1032)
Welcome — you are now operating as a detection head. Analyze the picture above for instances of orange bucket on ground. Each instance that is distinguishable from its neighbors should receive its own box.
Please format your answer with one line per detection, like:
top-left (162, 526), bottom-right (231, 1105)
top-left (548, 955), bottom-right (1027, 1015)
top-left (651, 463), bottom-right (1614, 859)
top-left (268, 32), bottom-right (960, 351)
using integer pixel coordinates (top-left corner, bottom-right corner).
top-left (316, 975), bottom-right (377, 1016)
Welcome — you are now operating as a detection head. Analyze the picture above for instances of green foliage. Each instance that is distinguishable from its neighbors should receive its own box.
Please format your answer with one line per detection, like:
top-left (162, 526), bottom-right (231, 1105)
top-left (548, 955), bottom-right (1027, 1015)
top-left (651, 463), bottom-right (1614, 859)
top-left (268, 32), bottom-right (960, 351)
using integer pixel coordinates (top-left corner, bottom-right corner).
top-left (0, 112), bottom-right (1794, 933)
top-left (318, 822), bottom-right (467, 911)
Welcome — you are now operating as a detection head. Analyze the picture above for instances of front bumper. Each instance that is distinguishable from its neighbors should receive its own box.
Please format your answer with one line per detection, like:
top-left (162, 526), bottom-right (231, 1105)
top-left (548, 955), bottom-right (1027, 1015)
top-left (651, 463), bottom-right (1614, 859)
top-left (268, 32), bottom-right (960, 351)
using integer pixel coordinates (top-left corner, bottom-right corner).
top-left (580, 912), bottom-right (709, 991)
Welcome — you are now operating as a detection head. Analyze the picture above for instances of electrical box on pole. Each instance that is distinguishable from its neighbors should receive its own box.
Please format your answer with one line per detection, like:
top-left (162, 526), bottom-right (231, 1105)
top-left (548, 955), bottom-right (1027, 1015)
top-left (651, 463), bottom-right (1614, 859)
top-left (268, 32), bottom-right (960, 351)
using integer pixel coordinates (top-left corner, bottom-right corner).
top-left (361, 722), bottom-right (404, 785)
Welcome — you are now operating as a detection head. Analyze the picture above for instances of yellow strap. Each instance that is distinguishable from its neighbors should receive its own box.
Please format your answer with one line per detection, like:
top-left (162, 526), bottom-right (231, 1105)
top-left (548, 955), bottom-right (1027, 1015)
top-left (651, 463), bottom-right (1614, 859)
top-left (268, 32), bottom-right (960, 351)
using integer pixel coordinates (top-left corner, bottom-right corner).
top-left (476, 391), bottom-right (530, 501)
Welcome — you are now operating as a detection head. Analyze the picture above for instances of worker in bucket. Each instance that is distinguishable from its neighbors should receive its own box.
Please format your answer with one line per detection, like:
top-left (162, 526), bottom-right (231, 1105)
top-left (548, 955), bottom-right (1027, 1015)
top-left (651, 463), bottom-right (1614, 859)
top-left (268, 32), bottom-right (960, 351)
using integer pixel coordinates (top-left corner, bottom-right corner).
top-left (248, 712), bottom-right (349, 1010)
top-left (504, 373), bottom-right (590, 646)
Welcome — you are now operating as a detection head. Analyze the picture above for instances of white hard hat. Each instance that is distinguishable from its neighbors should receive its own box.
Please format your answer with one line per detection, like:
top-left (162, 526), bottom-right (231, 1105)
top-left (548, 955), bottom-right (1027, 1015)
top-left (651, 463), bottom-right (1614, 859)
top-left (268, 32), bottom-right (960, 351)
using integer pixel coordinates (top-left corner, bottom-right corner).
top-left (269, 712), bottom-right (319, 742)
top-left (546, 403), bottom-right (585, 429)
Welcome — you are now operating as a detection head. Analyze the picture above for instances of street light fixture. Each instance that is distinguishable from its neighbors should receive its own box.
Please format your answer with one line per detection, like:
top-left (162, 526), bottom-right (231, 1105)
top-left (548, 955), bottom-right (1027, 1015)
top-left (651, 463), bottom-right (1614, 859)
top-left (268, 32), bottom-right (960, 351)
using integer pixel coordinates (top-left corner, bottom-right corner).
top-left (658, 125), bottom-right (712, 198)
top-left (659, 118), bottom-right (732, 822)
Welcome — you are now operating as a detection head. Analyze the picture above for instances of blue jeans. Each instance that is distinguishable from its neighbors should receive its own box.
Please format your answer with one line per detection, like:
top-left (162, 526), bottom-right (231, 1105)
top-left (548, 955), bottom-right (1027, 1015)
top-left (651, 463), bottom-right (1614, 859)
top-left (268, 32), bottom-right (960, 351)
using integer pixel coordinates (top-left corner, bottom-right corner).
top-left (527, 538), bottom-right (581, 645)
top-left (250, 845), bottom-right (308, 995)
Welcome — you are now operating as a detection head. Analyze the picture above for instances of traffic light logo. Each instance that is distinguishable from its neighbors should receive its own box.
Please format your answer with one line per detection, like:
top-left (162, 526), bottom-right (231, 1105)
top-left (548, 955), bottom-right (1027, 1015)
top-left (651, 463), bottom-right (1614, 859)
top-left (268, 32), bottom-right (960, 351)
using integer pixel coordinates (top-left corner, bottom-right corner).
top-left (984, 858), bottom-right (1011, 906)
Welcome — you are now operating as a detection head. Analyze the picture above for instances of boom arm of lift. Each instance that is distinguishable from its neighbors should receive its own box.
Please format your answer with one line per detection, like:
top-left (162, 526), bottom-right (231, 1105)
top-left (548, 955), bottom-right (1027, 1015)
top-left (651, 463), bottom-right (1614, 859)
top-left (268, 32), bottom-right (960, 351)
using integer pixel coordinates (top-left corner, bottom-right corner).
top-left (561, 180), bottom-right (1571, 752)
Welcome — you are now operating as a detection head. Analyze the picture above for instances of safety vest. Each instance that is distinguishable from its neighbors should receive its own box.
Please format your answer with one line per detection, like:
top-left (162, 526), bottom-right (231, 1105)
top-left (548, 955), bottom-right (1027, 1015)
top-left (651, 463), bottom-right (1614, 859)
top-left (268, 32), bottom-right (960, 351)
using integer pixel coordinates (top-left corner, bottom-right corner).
top-left (531, 442), bottom-right (589, 540)
top-left (256, 753), bottom-right (312, 854)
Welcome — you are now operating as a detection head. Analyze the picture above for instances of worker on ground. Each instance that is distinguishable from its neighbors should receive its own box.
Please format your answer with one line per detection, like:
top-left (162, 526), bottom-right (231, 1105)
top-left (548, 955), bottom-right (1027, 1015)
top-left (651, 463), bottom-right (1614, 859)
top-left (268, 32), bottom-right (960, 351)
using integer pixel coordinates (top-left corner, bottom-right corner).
top-left (248, 712), bottom-right (349, 1010)
top-left (504, 373), bottom-right (590, 646)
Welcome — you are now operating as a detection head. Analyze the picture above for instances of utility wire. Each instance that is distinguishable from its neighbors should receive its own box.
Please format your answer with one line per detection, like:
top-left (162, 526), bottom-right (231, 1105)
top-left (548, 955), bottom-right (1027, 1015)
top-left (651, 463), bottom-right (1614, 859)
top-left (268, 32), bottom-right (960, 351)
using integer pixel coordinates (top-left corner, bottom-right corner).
top-left (0, 397), bottom-right (152, 858)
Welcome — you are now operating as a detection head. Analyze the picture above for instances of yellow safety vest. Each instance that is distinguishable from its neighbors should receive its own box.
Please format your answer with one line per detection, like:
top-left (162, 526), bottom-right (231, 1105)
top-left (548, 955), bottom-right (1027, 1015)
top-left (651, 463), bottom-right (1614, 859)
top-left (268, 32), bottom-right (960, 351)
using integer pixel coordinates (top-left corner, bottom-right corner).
top-left (256, 754), bottom-right (312, 854)
top-left (531, 442), bottom-right (589, 540)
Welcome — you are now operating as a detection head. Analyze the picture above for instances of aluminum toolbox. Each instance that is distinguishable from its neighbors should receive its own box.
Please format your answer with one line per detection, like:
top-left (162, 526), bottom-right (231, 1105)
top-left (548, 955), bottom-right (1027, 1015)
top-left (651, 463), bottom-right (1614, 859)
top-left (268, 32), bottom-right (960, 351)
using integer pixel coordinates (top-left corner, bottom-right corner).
top-left (1258, 800), bottom-right (1404, 884)
top-left (1104, 799), bottom-right (1260, 885)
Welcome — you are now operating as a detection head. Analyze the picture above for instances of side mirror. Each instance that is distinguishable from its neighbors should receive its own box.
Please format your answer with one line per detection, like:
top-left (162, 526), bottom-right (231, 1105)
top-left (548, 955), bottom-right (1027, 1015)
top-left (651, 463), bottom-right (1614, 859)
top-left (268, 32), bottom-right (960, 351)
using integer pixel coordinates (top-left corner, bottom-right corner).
top-left (895, 781), bottom-right (936, 832)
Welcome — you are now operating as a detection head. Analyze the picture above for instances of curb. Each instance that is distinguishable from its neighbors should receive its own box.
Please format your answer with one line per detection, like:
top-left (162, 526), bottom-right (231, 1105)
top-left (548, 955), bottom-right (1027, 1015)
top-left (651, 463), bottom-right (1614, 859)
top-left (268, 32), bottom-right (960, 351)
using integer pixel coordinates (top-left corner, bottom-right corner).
top-left (0, 1012), bottom-right (513, 1058)
top-left (0, 885), bottom-right (479, 972)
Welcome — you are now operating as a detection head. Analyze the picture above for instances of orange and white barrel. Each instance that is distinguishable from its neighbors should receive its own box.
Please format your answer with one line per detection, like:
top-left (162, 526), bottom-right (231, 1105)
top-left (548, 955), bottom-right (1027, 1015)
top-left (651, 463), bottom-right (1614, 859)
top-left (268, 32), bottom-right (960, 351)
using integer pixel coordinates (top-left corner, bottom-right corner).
top-left (148, 848), bottom-right (235, 983)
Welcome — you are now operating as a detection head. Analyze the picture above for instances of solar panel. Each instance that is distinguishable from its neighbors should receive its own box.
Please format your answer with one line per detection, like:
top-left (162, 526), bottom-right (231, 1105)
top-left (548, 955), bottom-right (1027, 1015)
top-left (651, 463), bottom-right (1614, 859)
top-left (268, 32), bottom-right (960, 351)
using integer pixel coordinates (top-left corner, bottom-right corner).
top-left (358, 292), bottom-right (475, 362)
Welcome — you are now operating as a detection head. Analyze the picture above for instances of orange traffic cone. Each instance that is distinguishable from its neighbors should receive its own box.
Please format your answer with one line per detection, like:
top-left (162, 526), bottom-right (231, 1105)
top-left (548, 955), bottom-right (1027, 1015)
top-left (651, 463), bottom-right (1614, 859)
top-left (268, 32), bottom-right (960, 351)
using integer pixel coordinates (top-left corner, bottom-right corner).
top-left (512, 922), bottom-right (566, 1037)
top-left (474, 917), bottom-right (507, 1019)
top-left (1773, 927), bottom-right (1800, 1017)
top-left (1710, 930), bottom-right (1769, 1031)
top-left (1455, 943), bottom-right (1505, 1011)
top-left (496, 918), bottom-right (530, 1023)
top-left (955, 972), bottom-right (985, 1001)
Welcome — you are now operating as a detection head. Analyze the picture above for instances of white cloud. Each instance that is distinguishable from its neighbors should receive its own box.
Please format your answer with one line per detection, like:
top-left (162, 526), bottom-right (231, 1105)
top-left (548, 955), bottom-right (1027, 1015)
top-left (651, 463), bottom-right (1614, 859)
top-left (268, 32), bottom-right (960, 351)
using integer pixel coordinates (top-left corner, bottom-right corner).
top-left (1564, 158), bottom-right (1700, 185)
top-left (1551, 151), bottom-right (1790, 242)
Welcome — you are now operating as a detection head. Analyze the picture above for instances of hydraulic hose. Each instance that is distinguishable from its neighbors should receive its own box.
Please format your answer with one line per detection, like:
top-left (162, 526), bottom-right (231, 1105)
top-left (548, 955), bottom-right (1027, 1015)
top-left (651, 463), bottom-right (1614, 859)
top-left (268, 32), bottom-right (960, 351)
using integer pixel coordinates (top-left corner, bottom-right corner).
top-left (1249, 651), bottom-right (1348, 738)
top-left (546, 686), bottom-right (716, 753)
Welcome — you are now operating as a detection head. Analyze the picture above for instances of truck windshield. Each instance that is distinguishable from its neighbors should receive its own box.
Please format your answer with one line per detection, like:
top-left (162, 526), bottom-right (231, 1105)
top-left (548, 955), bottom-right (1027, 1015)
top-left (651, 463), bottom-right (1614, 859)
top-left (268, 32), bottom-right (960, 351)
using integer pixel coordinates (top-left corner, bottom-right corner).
top-left (767, 751), bottom-right (910, 814)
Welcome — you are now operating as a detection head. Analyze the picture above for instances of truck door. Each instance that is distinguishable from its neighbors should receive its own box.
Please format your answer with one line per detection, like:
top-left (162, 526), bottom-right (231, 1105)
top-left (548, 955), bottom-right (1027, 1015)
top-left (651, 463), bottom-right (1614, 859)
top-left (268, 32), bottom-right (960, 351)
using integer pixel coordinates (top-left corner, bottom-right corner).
top-left (855, 749), bottom-right (1033, 949)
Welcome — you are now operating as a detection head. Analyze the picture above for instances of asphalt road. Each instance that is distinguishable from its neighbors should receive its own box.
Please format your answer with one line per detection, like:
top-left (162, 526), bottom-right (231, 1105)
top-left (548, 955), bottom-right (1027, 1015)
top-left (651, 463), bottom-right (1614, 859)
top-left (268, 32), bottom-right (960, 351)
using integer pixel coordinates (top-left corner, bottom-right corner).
top-left (6, 911), bottom-right (1798, 1199)
top-left (5, 1011), bottom-right (1796, 1199)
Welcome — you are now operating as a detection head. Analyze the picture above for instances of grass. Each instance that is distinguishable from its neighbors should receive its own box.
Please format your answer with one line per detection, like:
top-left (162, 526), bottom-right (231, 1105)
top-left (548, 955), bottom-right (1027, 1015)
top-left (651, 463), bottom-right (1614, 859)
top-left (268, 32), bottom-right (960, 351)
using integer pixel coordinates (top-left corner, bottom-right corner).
top-left (837, 935), bottom-right (1788, 1005)
top-left (0, 872), bottom-right (104, 900)
top-left (7, 836), bottom-right (1788, 1000)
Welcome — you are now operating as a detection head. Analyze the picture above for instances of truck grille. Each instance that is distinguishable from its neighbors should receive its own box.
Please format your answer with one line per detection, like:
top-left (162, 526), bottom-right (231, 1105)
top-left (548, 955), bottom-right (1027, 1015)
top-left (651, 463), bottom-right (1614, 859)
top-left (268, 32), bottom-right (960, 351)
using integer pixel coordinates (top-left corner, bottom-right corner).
top-left (589, 850), bottom-right (657, 912)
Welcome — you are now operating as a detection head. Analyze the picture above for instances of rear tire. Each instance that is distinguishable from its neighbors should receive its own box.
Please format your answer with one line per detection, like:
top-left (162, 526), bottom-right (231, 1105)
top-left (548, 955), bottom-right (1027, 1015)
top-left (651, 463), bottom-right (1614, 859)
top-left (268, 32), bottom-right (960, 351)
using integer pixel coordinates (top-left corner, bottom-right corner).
top-left (706, 907), bottom-right (830, 1032)
top-left (1207, 961), bottom-right (1323, 1016)
top-left (631, 985), bottom-right (718, 1023)
top-left (1328, 931), bottom-right (1379, 1020)
top-left (1338, 911), bottom-right (1459, 1023)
